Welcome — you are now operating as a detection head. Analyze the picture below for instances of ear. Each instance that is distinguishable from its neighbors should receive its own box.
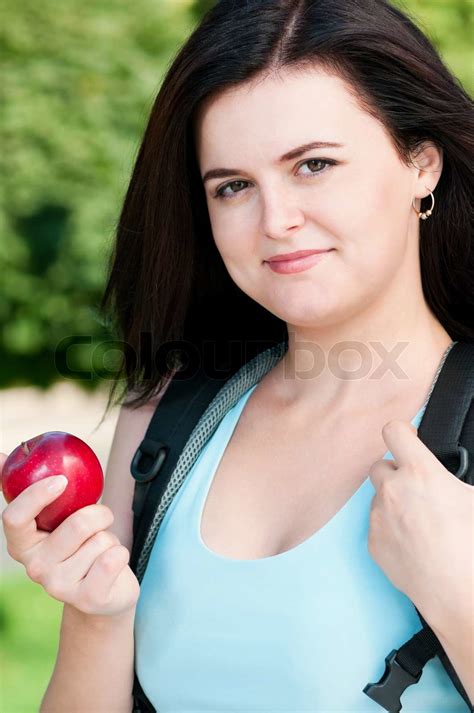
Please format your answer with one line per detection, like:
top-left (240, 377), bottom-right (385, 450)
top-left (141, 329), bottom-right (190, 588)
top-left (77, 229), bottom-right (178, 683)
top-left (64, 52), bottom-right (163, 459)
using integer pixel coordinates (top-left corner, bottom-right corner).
top-left (410, 141), bottom-right (443, 200)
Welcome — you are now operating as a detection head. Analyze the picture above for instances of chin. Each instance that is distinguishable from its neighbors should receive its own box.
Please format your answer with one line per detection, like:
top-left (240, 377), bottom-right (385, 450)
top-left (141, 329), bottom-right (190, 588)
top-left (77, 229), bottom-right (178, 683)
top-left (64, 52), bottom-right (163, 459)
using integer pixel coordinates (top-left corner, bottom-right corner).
top-left (264, 296), bottom-right (340, 329)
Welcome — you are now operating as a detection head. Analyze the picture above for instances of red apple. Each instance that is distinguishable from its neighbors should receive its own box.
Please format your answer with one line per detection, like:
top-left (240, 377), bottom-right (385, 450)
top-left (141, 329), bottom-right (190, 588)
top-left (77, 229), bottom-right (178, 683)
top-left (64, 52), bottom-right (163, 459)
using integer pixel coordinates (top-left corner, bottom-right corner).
top-left (1, 431), bottom-right (104, 531)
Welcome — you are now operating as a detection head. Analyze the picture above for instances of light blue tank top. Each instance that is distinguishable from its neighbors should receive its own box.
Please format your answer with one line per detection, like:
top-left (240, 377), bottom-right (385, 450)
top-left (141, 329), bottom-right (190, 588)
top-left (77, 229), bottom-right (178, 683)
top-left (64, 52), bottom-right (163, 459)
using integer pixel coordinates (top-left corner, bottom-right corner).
top-left (134, 383), bottom-right (464, 711)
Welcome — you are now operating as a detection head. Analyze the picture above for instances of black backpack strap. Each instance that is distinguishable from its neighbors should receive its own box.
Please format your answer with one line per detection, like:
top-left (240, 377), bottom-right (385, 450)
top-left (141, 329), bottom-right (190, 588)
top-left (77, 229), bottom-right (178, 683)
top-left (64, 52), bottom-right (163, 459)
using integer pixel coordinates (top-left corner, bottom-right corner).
top-left (129, 365), bottom-right (234, 574)
top-left (129, 364), bottom-right (235, 713)
top-left (364, 341), bottom-right (474, 712)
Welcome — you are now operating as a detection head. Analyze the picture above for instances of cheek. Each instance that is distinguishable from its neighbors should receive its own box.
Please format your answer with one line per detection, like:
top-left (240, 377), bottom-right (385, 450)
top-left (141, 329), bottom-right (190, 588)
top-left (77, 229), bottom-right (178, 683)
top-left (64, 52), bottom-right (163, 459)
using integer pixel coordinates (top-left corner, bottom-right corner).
top-left (209, 199), bottom-right (259, 266)
top-left (331, 164), bottom-right (411, 275)
top-left (211, 225), bottom-right (260, 297)
top-left (209, 204), bottom-right (244, 255)
top-left (212, 229), bottom-right (254, 270)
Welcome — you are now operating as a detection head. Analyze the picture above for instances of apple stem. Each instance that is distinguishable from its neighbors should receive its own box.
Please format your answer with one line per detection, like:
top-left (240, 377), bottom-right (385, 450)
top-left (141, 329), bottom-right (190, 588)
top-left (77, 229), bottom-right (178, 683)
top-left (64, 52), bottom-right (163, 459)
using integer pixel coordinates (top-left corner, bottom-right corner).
top-left (21, 441), bottom-right (30, 456)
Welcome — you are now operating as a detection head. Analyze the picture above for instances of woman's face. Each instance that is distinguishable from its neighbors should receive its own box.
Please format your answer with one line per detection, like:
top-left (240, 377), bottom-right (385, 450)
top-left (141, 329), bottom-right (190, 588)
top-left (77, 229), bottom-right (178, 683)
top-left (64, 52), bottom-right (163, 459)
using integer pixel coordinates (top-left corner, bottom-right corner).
top-left (194, 67), bottom-right (426, 329)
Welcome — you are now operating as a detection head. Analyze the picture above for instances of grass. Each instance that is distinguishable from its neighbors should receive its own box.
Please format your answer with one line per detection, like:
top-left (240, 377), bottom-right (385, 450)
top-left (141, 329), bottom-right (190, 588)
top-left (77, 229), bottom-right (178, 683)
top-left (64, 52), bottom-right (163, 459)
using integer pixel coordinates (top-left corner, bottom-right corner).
top-left (1, 573), bottom-right (63, 713)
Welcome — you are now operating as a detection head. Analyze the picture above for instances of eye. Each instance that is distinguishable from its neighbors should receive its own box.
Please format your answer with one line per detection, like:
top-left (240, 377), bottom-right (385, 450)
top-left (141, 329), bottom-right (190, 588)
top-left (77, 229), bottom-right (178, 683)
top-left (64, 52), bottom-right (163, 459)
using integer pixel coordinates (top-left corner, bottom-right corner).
top-left (213, 158), bottom-right (336, 200)
top-left (297, 158), bottom-right (335, 176)
top-left (214, 179), bottom-right (250, 200)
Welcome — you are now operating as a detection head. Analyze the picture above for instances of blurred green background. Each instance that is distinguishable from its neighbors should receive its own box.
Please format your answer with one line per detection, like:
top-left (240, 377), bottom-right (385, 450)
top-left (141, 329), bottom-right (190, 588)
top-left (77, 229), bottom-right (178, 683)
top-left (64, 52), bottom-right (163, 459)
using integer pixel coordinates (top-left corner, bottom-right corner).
top-left (1, 1), bottom-right (472, 711)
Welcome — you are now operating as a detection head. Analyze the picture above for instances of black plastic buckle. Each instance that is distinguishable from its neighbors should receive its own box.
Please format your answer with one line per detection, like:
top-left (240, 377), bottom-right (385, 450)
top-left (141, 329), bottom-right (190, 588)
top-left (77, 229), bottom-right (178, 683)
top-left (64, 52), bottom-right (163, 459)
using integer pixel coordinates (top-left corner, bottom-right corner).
top-left (363, 649), bottom-right (422, 712)
top-left (131, 438), bottom-right (168, 483)
top-left (455, 445), bottom-right (469, 480)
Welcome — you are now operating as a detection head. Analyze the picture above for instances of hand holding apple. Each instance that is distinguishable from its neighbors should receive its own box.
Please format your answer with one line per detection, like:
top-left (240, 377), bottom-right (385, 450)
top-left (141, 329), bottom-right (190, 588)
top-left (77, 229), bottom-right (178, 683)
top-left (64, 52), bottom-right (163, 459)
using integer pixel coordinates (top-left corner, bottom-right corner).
top-left (0, 444), bottom-right (140, 618)
top-left (1, 431), bottom-right (104, 531)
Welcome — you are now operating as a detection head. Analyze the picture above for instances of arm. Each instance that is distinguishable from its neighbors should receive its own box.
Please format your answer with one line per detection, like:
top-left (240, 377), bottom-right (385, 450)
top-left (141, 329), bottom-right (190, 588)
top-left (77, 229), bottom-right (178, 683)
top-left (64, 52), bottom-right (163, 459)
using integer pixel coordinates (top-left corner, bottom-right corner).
top-left (439, 635), bottom-right (474, 708)
top-left (426, 487), bottom-right (474, 706)
top-left (40, 604), bottom-right (136, 713)
top-left (430, 607), bottom-right (474, 707)
top-left (39, 393), bottom-right (164, 713)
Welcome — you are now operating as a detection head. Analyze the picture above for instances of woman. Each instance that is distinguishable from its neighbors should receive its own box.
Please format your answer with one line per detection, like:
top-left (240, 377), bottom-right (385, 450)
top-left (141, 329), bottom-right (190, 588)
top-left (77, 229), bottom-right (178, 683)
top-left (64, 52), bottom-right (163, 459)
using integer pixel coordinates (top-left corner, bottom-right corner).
top-left (2, 0), bottom-right (472, 711)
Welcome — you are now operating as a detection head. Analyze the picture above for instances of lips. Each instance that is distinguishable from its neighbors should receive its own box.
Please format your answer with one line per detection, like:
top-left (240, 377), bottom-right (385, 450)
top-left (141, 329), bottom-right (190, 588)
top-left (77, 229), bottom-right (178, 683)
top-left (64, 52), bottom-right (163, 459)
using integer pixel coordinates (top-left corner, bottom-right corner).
top-left (266, 249), bottom-right (332, 263)
top-left (265, 249), bottom-right (334, 275)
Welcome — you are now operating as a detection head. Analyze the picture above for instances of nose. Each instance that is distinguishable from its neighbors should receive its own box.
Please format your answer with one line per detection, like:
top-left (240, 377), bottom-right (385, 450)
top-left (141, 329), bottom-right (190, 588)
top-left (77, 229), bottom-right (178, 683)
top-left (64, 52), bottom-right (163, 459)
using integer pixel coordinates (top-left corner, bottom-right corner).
top-left (260, 181), bottom-right (306, 239)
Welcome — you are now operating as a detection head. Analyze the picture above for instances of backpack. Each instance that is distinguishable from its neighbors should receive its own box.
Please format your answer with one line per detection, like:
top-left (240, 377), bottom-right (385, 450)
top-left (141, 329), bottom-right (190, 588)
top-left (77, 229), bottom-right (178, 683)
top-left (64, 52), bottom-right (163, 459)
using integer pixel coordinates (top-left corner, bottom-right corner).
top-left (129, 339), bottom-right (474, 713)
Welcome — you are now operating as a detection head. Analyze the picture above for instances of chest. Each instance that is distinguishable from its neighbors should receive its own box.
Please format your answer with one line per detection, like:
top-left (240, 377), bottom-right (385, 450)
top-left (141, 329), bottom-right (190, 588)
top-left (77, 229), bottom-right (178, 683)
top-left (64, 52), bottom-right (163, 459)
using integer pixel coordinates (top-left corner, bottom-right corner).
top-left (199, 395), bottom-right (405, 561)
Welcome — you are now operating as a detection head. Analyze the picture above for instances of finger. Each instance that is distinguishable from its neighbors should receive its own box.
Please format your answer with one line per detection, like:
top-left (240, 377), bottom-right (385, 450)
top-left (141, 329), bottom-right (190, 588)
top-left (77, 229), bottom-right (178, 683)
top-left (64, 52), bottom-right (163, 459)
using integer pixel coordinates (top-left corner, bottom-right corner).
top-left (78, 544), bottom-right (130, 603)
top-left (368, 457), bottom-right (396, 491)
top-left (59, 529), bottom-right (121, 583)
top-left (381, 420), bottom-right (439, 470)
top-left (42, 504), bottom-right (115, 564)
top-left (1, 475), bottom-right (68, 556)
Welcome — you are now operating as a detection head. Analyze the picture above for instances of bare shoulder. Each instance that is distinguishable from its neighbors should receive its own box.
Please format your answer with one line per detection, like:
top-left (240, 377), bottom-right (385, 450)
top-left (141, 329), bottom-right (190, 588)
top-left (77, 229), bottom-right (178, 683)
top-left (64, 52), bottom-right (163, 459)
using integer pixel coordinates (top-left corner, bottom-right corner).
top-left (100, 379), bottom-right (173, 553)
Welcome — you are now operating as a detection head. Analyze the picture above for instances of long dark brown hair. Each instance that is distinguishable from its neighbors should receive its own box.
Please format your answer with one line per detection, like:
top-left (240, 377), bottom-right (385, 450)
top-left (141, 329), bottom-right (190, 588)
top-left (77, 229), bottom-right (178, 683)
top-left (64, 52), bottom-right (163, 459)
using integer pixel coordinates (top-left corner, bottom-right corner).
top-left (99, 0), bottom-right (474, 412)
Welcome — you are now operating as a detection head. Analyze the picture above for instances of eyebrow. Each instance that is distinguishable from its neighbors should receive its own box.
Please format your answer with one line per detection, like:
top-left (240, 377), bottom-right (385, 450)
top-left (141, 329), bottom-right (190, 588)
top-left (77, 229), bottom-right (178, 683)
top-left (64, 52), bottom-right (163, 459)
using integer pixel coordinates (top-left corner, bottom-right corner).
top-left (201, 140), bottom-right (345, 184)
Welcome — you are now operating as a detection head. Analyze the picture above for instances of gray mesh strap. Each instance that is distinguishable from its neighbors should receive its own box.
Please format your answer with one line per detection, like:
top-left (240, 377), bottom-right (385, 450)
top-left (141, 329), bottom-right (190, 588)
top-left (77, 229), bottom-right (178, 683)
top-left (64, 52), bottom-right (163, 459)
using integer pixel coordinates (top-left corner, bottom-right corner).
top-left (135, 340), bottom-right (288, 582)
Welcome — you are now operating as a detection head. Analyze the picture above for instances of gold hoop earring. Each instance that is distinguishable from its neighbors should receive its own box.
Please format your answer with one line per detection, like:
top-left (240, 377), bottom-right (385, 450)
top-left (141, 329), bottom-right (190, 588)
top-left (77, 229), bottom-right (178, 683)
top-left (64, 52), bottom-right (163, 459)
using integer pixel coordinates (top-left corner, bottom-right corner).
top-left (412, 190), bottom-right (435, 220)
